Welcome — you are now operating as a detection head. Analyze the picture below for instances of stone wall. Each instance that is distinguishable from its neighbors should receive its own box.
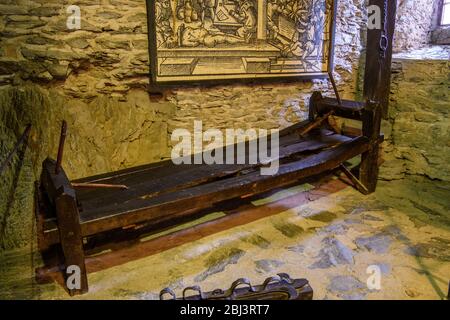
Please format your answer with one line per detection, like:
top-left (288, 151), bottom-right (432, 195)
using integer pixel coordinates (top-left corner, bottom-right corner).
top-left (393, 0), bottom-right (438, 52)
top-left (380, 47), bottom-right (450, 182)
top-left (430, 0), bottom-right (450, 45)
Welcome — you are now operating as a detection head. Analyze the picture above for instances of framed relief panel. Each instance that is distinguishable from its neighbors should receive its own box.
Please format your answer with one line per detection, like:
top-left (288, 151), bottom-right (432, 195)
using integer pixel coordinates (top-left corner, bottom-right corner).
top-left (147, 0), bottom-right (337, 85)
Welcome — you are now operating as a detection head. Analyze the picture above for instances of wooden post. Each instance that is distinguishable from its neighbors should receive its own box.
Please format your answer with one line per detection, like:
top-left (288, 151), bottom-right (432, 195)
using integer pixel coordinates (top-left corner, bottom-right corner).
top-left (308, 91), bottom-right (323, 121)
top-left (359, 100), bottom-right (382, 192)
top-left (360, 0), bottom-right (397, 193)
top-left (41, 158), bottom-right (88, 295)
top-left (55, 189), bottom-right (88, 295)
top-left (55, 121), bottom-right (67, 175)
top-left (363, 0), bottom-right (397, 116)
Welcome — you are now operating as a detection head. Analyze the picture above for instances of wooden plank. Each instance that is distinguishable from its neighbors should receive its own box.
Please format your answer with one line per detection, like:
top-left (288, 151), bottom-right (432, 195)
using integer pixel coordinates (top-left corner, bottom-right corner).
top-left (279, 120), bottom-right (311, 137)
top-left (360, 0), bottom-right (397, 192)
top-left (72, 136), bottom-right (369, 237)
top-left (363, 0), bottom-right (397, 117)
top-left (40, 158), bottom-right (75, 207)
top-left (39, 157), bottom-right (88, 294)
top-left (36, 174), bottom-right (348, 275)
top-left (55, 191), bottom-right (88, 295)
top-left (74, 126), bottom-right (304, 202)
top-left (73, 120), bottom-right (313, 188)
top-left (41, 137), bottom-right (369, 243)
top-left (35, 182), bottom-right (49, 252)
top-left (76, 132), bottom-right (351, 213)
top-left (360, 101), bottom-right (382, 193)
top-left (310, 92), bottom-right (365, 121)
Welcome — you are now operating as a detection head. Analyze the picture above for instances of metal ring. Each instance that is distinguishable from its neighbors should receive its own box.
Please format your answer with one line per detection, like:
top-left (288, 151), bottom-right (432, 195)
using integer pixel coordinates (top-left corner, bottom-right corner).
top-left (212, 288), bottom-right (224, 296)
top-left (182, 286), bottom-right (204, 300)
top-left (379, 35), bottom-right (388, 52)
top-left (160, 288), bottom-right (176, 300)
top-left (262, 275), bottom-right (282, 290)
top-left (277, 273), bottom-right (293, 283)
top-left (230, 278), bottom-right (255, 293)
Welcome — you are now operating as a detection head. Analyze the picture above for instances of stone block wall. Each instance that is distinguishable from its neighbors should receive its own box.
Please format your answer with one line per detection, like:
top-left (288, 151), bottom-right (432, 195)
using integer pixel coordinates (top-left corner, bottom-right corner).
top-left (393, 0), bottom-right (439, 52)
top-left (380, 48), bottom-right (450, 182)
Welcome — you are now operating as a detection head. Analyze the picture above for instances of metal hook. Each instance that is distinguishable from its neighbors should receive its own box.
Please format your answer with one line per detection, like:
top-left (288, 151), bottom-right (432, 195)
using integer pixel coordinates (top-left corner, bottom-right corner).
top-left (262, 275), bottom-right (282, 290)
top-left (160, 287), bottom-right (177, 300)
top-left (229, 278), bottom-right (255, 294)
top-left (182, 285), bottom-right (204, 300)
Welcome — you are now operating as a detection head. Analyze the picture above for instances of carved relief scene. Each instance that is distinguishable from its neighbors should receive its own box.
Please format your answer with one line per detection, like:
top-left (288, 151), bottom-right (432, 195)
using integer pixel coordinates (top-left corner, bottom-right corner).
top-left (153, 0), bottom-right (333, 82)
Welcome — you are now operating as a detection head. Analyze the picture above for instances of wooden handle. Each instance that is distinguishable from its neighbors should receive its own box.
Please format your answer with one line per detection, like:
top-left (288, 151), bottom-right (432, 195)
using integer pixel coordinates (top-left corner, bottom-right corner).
top-left (71, 183), bottom-right (129, 190)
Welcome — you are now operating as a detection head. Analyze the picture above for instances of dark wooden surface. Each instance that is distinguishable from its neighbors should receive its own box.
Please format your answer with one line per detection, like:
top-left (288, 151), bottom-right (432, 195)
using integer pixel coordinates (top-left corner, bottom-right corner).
top-left (35, 173), bottom-right (351, 288)
top-left (40, 158), bottom-right (88, 295)
top-left (75, 131), bottom-right (349, 210)
top-left (360, 0), bottom-right (397, 192)
top-left (360, 101), bottom-right (382, 193)
top-left (39, 128), bottom-right (369, 248)
top-left (363, 0), bottom-right (397, 117)
top-left (310, 91), bottom-right (366, 121)
top-left (55, 192), bottom-right (88, 295)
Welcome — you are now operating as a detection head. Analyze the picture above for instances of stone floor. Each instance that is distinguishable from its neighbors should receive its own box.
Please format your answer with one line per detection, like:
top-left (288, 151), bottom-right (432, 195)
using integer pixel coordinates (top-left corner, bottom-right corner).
top-left (1, 175), bottom-right (449, 300)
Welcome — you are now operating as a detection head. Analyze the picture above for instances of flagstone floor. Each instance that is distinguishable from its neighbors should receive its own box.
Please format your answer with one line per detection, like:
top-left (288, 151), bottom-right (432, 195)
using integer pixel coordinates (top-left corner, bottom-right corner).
top-left (1, 175), bottom-right (449, 300)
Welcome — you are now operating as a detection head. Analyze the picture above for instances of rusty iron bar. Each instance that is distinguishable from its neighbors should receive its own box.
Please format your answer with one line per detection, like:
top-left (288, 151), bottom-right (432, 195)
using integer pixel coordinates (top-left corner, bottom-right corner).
top-left (55, 120), bottom-right (67, 175)
top-left (0, 124), bottom-right (32, 176)
top-left (328, 71), bottom-right (343, 107)
top-left (339, 163), bottom-right (369, 194)
top-left (71, 183), bottom-right (129, 190)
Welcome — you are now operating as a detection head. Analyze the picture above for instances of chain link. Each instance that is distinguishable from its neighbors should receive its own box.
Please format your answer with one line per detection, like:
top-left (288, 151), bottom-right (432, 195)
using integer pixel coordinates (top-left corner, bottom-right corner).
top-left (379, 0), bottom-right (389, 58)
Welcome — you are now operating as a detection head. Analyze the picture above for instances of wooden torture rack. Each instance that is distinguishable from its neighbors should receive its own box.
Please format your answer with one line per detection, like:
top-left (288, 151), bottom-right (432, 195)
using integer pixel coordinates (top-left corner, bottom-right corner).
top-left (35, 0), bottom-right (397, 296)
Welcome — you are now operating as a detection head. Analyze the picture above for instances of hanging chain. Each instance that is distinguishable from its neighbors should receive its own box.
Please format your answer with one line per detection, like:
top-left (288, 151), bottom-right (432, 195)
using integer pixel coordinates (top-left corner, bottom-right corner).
top-left (379, 0), bottom-right (389, 58)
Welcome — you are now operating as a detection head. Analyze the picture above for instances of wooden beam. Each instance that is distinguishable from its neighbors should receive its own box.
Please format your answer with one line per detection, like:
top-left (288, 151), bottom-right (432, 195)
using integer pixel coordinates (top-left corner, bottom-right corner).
top-left (85, 137), bottom-right (369, 237)
top-left (360, 0), bottom-right (397, 193)
top-left (339, 164), bottom-right (369, 194)
top-left (40, 158), bottom-right (88, 294)
top-left (360, 101), bottom-right (382, 192)
top-left (363, 0), bottom-right (397, 117)
top-left (309, 91), bottom-right (366, 121)
top-left (40, 137), bottom-right (370, 245)
top-left (55, 191), bottom-right (88, 296)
